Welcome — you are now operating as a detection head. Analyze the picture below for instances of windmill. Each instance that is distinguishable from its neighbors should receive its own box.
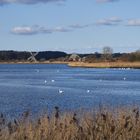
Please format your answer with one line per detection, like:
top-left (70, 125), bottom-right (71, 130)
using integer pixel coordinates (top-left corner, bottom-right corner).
top-left (27, 52), bottom-right (38, 62)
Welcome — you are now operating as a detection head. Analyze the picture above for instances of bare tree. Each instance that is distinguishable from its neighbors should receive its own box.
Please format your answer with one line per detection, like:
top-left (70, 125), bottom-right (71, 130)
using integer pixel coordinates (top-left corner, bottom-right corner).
top-left (102, 46), bottom-right (113, 61)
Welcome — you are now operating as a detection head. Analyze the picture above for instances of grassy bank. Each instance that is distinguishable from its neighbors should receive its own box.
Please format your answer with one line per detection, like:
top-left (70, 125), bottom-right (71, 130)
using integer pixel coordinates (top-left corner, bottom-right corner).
top-left (0, 107), bottom-right (140, 140)
top-left (68, 62), bottom-right (140, 68)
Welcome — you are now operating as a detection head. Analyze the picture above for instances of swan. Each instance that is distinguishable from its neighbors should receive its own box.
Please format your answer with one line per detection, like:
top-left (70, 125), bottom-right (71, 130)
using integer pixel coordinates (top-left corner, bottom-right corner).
top-left (87, 90), bottom-right (90, 93)
top-left (123, 77), bottom-right (126, 80)
top-left (58, 89), bottom-right (64, 94)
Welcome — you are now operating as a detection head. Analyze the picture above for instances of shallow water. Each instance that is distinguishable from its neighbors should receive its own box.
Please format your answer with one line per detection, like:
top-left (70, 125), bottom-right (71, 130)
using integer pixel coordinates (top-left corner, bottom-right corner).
top-left (0, 64), bottom-right (140, 116)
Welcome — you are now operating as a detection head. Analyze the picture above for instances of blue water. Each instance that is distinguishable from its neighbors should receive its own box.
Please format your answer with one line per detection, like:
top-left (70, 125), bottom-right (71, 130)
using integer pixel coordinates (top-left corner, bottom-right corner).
top-left (0, 64), bottom-right (140, 116)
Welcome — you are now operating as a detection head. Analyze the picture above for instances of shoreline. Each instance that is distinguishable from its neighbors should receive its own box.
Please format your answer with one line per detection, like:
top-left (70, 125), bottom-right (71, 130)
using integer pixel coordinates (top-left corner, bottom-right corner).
top-left (0, 61), bottom-right (68, 64)
top-left (0, 61), bottom-right (140, 69)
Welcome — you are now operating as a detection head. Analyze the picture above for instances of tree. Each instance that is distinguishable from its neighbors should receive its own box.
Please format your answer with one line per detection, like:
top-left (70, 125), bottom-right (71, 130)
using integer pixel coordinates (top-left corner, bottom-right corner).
top-left (102, 46), bottom-right (113, 61)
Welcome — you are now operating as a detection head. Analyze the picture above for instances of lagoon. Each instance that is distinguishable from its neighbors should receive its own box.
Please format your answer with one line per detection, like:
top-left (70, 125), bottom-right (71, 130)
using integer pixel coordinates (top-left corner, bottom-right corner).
top-left (0, 64), bottom-right (140, 116)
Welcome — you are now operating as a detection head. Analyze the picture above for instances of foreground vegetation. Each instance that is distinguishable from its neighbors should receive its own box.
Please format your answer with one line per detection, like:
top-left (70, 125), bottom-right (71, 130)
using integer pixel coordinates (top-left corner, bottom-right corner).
top-left (0, 107), bottom-right (140, 140)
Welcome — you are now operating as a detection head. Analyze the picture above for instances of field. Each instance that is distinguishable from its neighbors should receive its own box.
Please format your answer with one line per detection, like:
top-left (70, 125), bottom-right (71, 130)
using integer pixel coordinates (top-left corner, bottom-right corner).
top-left (0, 107), bottom-right (140, 140)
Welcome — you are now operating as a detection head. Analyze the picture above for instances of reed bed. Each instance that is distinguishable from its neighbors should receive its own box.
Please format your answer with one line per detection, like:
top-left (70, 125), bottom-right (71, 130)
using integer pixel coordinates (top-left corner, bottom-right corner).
top-left (68, 62), bottom-right (140, 68)
top-left (0, 107), bottom-right (140, 140)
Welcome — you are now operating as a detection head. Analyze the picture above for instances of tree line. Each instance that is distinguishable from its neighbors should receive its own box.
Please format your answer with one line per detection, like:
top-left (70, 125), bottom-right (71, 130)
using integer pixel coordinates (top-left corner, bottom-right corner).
top-left (81, 47), bottom-right (140, 62)
top-left (0, 49), bottom-right (140, 62)
top-left (0, 51), bottom-right (67, 62)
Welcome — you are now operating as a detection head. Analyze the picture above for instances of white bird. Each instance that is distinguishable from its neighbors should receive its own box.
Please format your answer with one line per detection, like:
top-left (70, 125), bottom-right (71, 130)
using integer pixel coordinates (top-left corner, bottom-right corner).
top-left (123, 77), bottom-right (126, 80)
top-left (58, 89), bottom-right (64, 94)
top-left (87, 90), bottom-right (90, 93)
top-left (51, 80), bottom-right (55, 82)
top-left (44, 80), bottom-right (47, 83)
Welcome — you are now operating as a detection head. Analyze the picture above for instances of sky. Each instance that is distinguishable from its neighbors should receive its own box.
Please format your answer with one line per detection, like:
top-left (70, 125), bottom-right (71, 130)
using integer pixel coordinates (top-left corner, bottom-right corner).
top-left (0, 0), bottom-right (140, 53)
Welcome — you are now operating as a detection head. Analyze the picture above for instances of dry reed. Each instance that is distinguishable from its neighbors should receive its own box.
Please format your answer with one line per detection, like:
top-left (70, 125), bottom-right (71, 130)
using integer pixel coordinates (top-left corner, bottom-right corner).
top-left (68, 62), bottom-right (140, 68)
top-left (0, 107), bottom-right (140, 140)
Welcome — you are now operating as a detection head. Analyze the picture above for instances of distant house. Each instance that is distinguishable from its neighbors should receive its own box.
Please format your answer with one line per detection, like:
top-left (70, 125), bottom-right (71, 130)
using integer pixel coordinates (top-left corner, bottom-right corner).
top-left (81, 57), bottom-right (86, 62)
top-left (69, 54), bottom-right (81, 62)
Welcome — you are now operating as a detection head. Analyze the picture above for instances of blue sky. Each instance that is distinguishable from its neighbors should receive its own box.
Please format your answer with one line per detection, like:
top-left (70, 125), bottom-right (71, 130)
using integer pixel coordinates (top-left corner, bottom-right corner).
top-left (0, 0), bottom-right (140, 53)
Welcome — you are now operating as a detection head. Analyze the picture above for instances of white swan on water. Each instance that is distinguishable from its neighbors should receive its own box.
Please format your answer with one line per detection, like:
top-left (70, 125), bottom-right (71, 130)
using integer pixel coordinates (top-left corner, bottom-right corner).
top-left (123, 77), bottom-right (126, 80)
top-left (58, 89), bottom-right (64, 94)
top-left (87, 90), bottom-right (90, 93)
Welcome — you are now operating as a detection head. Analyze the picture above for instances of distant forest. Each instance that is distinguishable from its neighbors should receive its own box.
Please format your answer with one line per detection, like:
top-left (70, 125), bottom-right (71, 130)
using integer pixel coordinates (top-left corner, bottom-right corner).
top-left (0, 48), bottom-right (140, 62)
top-left (0, 51), bottom-right (67, 62)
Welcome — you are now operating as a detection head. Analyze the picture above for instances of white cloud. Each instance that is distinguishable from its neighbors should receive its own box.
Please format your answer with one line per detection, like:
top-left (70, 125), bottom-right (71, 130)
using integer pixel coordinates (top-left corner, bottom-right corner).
top-left (69, 24), bottom-right (91, 29)
top-left (11, 26), bottom-right (38, 35)
top-left (96, 17), bottom-right (122, 26)
top-left (11, 25), bottom-right (71, 35)
top-left (11, 23), bottom-right (93, 35)
top-left (11, 17), bottom-right (124, 36)
top-left (53, 26), bottom-right (72, 32)
top-left (127, 19), bottom-right (140, 26)
top-left (0, 0), bottom-right (65, 5)
top-left (108, 17), bottom-right (122, 22)
top-left (96, 0), bottom-right (119, 3)
top-left (96, 19), bottom-right (115, 25)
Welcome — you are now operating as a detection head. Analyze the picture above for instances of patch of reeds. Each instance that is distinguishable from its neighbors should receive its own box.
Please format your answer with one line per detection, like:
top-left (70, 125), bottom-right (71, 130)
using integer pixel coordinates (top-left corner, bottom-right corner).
top-left (0, 107), bottom-right (140, 140)
top-left (68, 62), bottom-right (140, 68)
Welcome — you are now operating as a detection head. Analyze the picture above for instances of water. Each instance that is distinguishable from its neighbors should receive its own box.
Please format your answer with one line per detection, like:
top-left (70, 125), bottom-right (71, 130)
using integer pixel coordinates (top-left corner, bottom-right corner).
top-left (0, 64), bottom-right (140, 116)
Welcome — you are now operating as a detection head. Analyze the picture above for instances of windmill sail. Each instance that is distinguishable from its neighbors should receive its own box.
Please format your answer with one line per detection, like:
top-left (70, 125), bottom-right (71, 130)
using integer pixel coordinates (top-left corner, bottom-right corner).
top-left (27, 52), bottom-right (38, 62)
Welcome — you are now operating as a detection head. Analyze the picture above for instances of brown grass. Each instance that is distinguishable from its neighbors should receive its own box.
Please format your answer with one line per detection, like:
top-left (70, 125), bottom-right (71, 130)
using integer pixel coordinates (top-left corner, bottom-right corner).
top-left (68, 62), bottom-right (140, 68)
top-left (0, 107), bottom-right (140, 140)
